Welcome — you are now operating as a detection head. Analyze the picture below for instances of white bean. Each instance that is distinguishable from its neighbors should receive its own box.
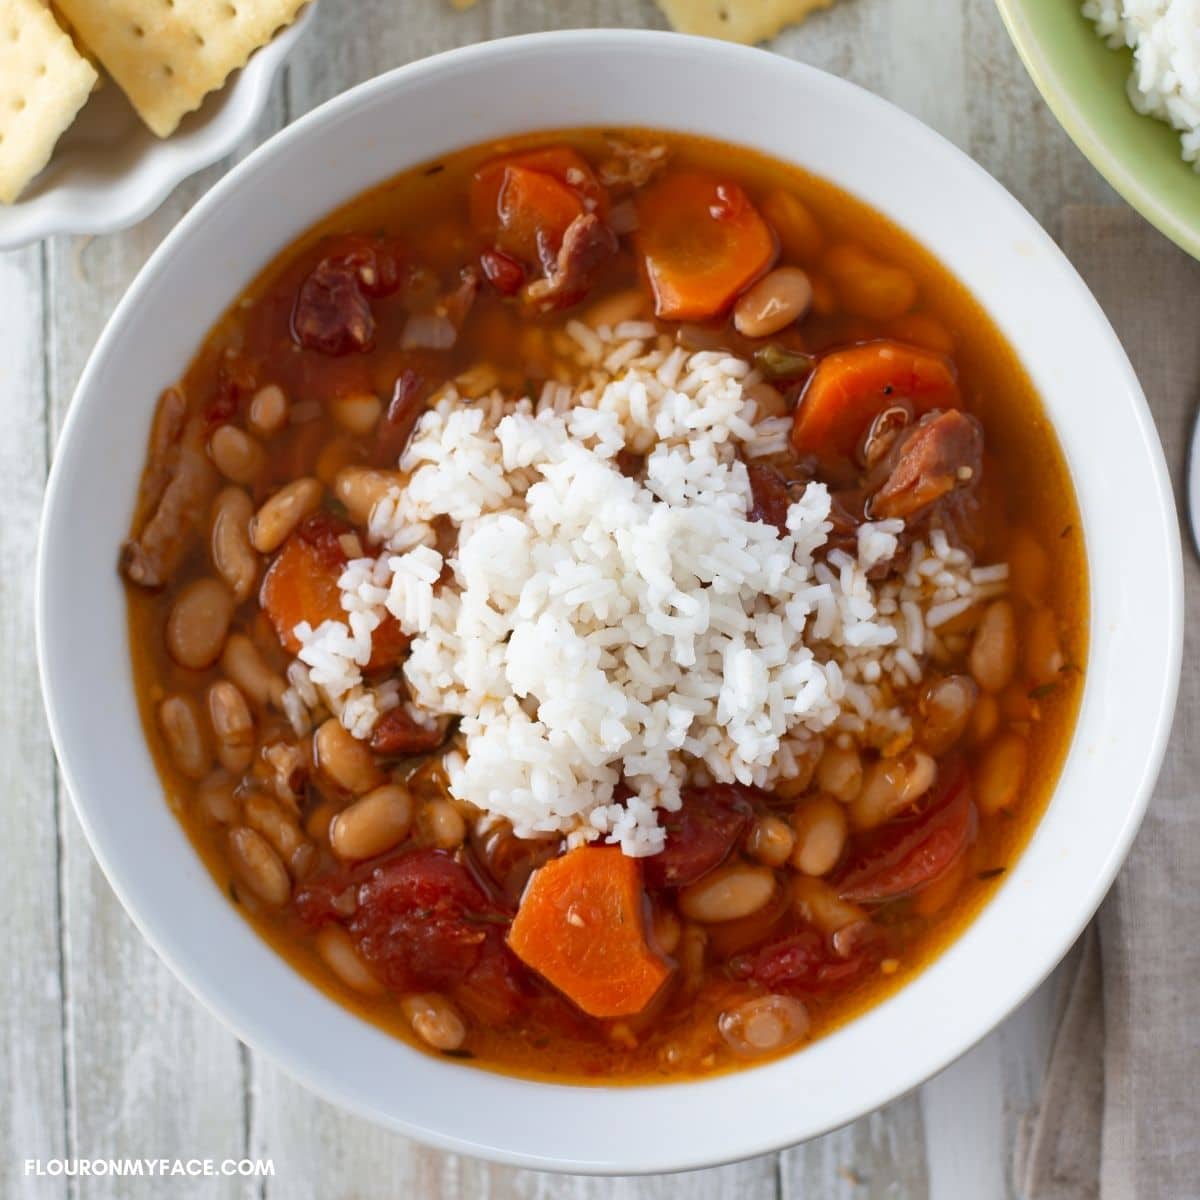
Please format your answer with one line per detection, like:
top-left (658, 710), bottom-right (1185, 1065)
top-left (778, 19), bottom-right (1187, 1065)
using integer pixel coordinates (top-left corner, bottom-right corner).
top-left (158, 695), bottom-right (211, 780)
top-left (333, 467), bottom-right (403, 527)
top-left (977, 732), bottom-right (1028, 815)
top-left (331, 392), bottom-right (383, 435)
top-left (207, 680), bottom-right (255, 773)
top-left (247, 384), bottom-right (289, 437)
top-left (228, 826), bottom-right (290, 907)
top-left (250, 478), bottom-right (323, 554)
top-left (419, 799), bottom-right (466, 850)
top-left (746, 816), bottom-right (795, 867)
top-left (401, 993), bottom-right (465, 1052)
top-left (849, 749), bottom-right (937, 831)
top-left (209, 424), bottom-right (266, 485)
top-left (679, 865), bottom-right (776, 923)
top-left (210, 487), bottom-right (259, 603)
top-left (221, 634), bottom-right (286, 710)
top-left (719, 994), bottom-right (809, 1057)
top-left (969, 599), bottom-right (1017, 693)
top-left (316, 926), bottom-right (383, 996)
top-left (815, 744), bottom-right (863, 803)
top-left (165, 578), bottom-right (235, 670)
top-left (790, 876), bottom-right (864, 935)
top-left (733, 267), bottom-right (814, 338)
top-left (790, 796), bottom-right (848, 876)
top-left (314, 718), bottom-right (383, 795)
top-left (331, 784), bottom-right (413, 860)
top-left (919, 675), bottom-right (979, 755)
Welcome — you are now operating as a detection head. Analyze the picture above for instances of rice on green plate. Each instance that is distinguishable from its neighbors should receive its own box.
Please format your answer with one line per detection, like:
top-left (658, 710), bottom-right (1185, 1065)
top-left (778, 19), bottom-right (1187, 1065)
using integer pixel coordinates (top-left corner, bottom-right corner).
top-left (1083, 0), bottom-right (1200, 171)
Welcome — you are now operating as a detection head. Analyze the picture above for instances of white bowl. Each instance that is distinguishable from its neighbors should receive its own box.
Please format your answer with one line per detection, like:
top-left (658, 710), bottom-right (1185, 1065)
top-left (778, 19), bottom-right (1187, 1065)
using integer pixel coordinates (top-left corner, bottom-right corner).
top-left (36, 30), bottom-right (1182, 1173)
top-left (0, 3), bottom-right (315, 250)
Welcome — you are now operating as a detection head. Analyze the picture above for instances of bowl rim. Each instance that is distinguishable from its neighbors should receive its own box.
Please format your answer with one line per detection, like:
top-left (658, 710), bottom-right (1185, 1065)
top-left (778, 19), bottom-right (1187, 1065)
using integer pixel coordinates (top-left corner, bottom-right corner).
top-left (35, 28), bottom-right (1183, 1173)
top-left (995, 0), bottom-right (1200, 261)
top-left (0, 3), bottom-right (316, 250)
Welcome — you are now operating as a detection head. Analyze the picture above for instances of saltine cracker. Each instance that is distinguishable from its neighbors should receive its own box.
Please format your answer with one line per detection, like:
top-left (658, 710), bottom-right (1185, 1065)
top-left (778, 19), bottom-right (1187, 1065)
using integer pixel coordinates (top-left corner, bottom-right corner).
top-left (0, 0), bottom-right (97, 202)
top-left (656, 0), bottom-right (837, 44)
top-left (53, 0), bottom-right (308, 137)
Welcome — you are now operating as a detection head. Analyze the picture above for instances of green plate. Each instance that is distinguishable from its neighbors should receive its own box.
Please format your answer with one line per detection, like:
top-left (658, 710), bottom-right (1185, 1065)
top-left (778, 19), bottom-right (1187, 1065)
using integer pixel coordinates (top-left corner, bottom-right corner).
top-left (996, 0), bottom-right (1200, 259)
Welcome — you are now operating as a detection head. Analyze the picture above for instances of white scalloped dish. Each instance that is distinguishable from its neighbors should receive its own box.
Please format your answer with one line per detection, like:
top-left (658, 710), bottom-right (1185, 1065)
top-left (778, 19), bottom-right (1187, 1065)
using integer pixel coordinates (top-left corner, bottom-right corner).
top-left (0, 3), bottom-right (315, 251)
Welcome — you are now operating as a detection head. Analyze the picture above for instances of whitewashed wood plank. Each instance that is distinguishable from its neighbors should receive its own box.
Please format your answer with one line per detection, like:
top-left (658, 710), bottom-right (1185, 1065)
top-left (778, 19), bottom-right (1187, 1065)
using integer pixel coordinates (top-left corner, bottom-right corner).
top-left (286, 0), bottom-right (663, 118)
top-left (252, 1069), bottom-right (777, 1200)
top-left (962, 0), bottom-right (1113, 237)
top-left (781, 1100), bottom-right (929, 1200)
top-left (917, 965), bottom-right (1071, 1200)
top-left (921, 1033), bottom-right (1011, 1200)
top-left (0, 246), bottom-right (69, 1200)
top-left (460, 1156), bottom-right (779, 1200)
top-left (44, 95), bottom-right (288, 1200)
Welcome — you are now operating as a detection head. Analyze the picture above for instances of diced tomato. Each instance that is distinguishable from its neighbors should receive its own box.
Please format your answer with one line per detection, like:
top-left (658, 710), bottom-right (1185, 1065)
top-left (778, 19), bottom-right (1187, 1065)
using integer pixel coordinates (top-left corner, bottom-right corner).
top-left (470, 823), bottom-right (560, 910)
top-left (791, 340), bottom-right (961, 463)
top-left (292, 258), bottom-right (376, 356)
top-left (634, 172), bottom-right (776, 320)
top-left (835, 762), bottom-right (976, 903)
top-left (745, 462), bottom-right (792, 535)
top-left (326, 234), bottom-right (405, 298)
top-left (479, 248), bottom-right (527, 296)
top-left (369, 707), bottom-right (447, 756)
top-left (291, 235), bottom-right (404, 357)
top-left (643, 784), bottom-right (756, 889)
top-left (203, 356), bottom-right (259, 427)
top-left (454, 936), bottom-right (527, 1024)
top-left (371, 369), bottom-right (426, 468)
top-left (348, 850), bottom-right (516, 994)
top-left (294, 870), bottom-right (357, 927)
top-left (364, 617), bottom-right (411, 674)
top-left (730, 929), bottom-right (872, 994)
top-left (296, 852), bottom-right (526, 1015)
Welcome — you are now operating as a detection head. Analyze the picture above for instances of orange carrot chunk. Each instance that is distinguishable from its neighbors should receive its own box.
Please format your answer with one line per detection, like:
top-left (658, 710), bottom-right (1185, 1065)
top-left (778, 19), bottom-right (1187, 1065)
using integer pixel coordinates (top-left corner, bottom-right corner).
top-left (790, 339), bottom-right (961, 461)
top-left (261, 521), bottom-right (408, 669)
top-left (634, 171), bottom-right (776, 321)
top-left (507, 845), bottom-right (671, 1019)
top-left (486, 165), bottom-right (585, 271)
top-left (260, 530), bottom-right (345, 655)
top-left (469, 145), bottom-right (608, 238)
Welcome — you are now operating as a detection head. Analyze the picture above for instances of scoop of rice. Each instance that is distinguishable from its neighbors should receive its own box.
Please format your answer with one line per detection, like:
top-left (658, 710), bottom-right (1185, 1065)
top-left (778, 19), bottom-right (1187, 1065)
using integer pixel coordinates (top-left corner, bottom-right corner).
top-left (286, 334), bottom-right (1003, 855)
top-left (1083, 0), bottom-right (1200, 170)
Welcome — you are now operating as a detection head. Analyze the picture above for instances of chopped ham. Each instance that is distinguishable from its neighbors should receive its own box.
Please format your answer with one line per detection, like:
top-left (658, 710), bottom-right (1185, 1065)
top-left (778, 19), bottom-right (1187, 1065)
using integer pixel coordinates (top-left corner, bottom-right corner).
top-left (871, 410), bottom-right (983, 521)
top-left (120, 393), bottom-right (217, 590)
top-left (523, 213), bottom-right (617, 310)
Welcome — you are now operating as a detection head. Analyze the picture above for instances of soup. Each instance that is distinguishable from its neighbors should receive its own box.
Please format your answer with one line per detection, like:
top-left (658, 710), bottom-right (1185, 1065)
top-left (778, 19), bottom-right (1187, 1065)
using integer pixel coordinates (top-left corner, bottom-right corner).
top-left (121, 129), bottom-right (1086, 1081)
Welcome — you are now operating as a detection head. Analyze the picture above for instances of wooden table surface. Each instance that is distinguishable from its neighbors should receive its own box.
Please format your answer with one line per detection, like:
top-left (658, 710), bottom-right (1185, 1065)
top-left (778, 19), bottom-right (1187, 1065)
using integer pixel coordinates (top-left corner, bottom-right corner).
top-left (1, 1), bottom-right (1122, 1196)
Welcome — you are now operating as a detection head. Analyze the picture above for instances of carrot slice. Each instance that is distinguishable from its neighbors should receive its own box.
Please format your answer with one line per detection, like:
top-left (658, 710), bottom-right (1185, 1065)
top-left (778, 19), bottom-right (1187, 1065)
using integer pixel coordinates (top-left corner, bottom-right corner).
top-left (261, 519), bottom-right (408, 669)
top-left (790, 340), bottom-right (960, 461)
top-left (507, 845), bottom-right (671, 1019)
top-left (261, 529), bottom-right (345, 655)
top-left (634, 171), bottom-right (776, 320)
top-left (493, 166), bottom-right (586, 267)
top-left (469, 146), bottom-right (608, 238)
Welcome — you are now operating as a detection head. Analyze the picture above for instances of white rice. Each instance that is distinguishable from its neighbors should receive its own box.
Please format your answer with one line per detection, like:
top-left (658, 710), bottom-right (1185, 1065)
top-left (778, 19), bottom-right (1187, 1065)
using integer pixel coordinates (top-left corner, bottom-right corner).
top-left (282, 329), bottom-right (1005, 856)
top-left (1083, 0), bottom-right (1200, 169)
